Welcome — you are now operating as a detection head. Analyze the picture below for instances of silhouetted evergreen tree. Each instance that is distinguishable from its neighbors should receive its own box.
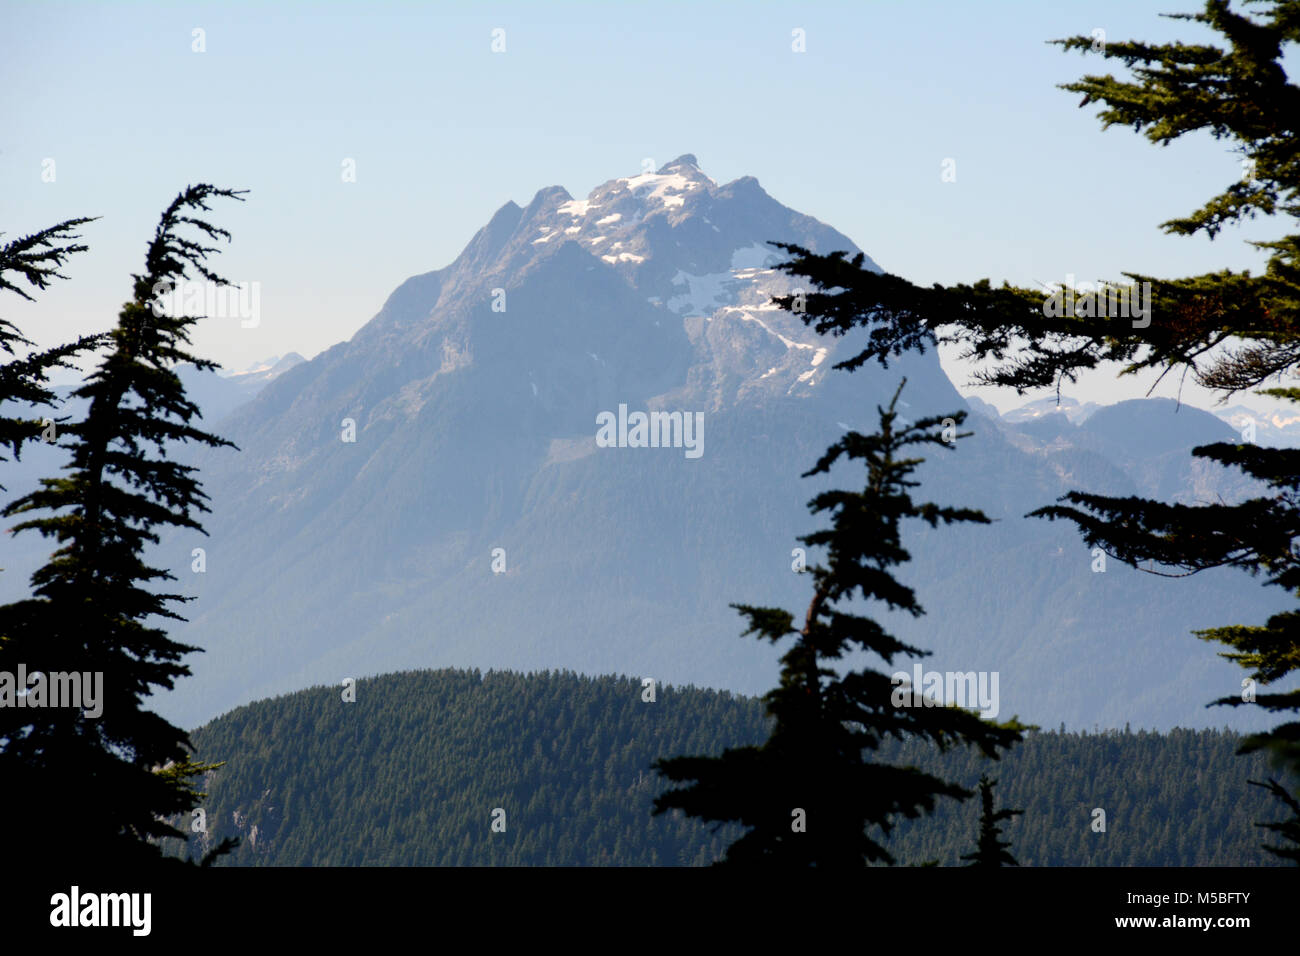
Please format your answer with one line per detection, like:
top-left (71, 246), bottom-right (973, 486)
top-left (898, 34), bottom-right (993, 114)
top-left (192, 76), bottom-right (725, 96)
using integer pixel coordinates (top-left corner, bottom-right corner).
top-left (0, 185), bottom-right (244, 865)
top-left (653, 382), bottom-right (1024, 865)
top-left (764, 0), bottom-right (1300, 862)
top-left (961, 775), bottom-right (1021, 867)
top-left (1248, 778), bottom-right (1300, 863)
top-left (0, 217), bottom-right (103, 488)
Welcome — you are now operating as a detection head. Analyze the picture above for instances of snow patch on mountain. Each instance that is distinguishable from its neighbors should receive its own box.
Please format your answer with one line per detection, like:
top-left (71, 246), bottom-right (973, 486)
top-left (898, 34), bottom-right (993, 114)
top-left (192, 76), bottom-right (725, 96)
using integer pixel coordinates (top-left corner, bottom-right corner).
top-left (661, 245), bottom-right (792, 323)
top-left (730, 243), bottom-right (782, 270)
top-left (617, 171), bottom-right (704, 209)
top-left (557, 199), bottom-right (592, 218)
top-left (667, 269), bottom-right (738, 317)
top-left (719, 306), bottom-right (819, 356)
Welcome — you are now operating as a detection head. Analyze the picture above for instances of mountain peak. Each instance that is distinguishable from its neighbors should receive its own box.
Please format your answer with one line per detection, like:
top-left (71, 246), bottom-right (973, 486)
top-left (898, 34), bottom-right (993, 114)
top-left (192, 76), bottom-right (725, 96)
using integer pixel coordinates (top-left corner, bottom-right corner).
top-left (659, 153), bottom-right (700, 173)
top-left (359, 154), bottom-right (887, 410)
top-left (524, 185), bottom-right (573, 215)
top-left (488, 199), bottom-right (522, 224)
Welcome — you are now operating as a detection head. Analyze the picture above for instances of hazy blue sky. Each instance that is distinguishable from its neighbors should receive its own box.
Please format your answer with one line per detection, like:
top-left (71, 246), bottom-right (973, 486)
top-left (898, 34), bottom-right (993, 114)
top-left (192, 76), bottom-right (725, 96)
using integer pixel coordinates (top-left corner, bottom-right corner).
top-left (3, 1), bottom-right (1288, 412)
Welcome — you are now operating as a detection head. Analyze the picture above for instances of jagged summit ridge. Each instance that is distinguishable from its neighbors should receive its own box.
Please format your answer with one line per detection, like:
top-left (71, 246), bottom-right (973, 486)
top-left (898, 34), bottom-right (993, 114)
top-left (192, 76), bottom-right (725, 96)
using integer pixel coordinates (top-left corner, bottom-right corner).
top-left (408, 154), bottom-right (883, 403)
top-left (660, 153), bottom-right (700, 171)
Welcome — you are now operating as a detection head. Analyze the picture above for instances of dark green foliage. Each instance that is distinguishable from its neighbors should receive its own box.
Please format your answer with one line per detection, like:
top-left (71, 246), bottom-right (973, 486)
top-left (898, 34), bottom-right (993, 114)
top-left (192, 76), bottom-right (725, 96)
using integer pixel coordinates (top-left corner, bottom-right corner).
top-left (960, 775), bottom-right (1021, 867)
top-left (761, 0), bottom-right (1300, 862)
top-left (0, 218), bottom-right (104, 488)
top-left (1249, 778), bottom-right (1300, 862)
top-left (166, 669), bottom-right (768, 866)
top-left (0, 186), bottom-right (244, 865)
top-left (166, 669), bottom-right (1283, 866)
top-left (886, 725), bottom-right (1283, 867)
top-left (652, 383), bottom-right (1024, 865)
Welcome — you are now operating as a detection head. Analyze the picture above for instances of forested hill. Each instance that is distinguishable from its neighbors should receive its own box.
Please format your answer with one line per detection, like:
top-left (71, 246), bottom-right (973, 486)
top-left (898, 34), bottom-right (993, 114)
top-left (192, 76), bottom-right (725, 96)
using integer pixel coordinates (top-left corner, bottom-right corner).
top-left (170, 669), bottom-right (1286, 866)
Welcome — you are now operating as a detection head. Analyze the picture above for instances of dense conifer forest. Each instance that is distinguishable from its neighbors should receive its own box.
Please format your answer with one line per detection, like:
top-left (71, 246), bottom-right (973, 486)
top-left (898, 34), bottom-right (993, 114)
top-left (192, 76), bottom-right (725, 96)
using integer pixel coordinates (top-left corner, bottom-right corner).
top-left (168, 669), bottom-right (1283, 866)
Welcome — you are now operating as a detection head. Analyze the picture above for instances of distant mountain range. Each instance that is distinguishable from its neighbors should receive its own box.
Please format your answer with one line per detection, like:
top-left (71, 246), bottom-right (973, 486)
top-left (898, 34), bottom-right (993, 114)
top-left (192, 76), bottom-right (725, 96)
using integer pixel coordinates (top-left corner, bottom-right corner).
top-left (965, 395), bottom-right (1264, 506)
top-left (977, 392), bottom-right (1300, 448)
top-left (184, 353), bottom-right (306, 423)
top-left (2, 156), bottom-right (1289, 733)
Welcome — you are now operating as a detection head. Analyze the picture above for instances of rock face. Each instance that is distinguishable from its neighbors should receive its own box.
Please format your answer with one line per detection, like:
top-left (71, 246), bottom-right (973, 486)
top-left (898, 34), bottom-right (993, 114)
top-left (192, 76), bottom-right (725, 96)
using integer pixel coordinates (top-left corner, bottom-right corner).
top-left (87, 155), bottom-right (1281, 732)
